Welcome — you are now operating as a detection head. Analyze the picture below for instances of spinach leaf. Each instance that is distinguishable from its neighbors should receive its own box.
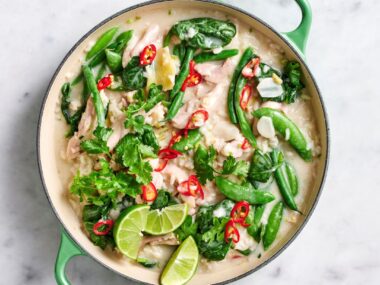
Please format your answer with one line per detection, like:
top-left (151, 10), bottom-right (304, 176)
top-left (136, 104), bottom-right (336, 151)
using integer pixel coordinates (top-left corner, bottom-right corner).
top-left (84, 221), bottom-right (115, 250)
top-left (165, 18), bottom-right (236, 49)
top-left (137, 258), bottom-right (157, 268)
top-left (193, 145), bottom-right (216, 185)
top-left (195, 217), bottom-right (231, 261)
top-left (150, 190), bottom-right (177, 210)
top-left (60, 83), bottom-right (86, 136)
top-left (282, 61), bottom-right (304, 104)
top-left (141, 125), bottom-right (160, 152)
top-left (175, 215), bottom-right (198, 242)
top-left (237, 249), bottom-right (252, 256)
top-left (248, 150), bottom-right (281, 184)
top-left (122, 56), bottom-right (147, 91)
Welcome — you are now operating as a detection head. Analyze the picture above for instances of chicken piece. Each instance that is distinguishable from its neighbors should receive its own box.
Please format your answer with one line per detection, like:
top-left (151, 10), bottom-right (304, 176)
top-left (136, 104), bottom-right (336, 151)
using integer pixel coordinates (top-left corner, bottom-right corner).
top-left (144, 103), bottom-right (166, 127)
top-left (195, 57), bottom-right (236, 85)
top-left (170, 99), bottom-right (198, 129)
top-left (122, 24), bottom-right (160, 67)
top-left (66, 135), bottom-right (81, 160)
top-left (162, 163), bottom-right (189, 185)
top-left (141, 233), bottom-right (179, 248)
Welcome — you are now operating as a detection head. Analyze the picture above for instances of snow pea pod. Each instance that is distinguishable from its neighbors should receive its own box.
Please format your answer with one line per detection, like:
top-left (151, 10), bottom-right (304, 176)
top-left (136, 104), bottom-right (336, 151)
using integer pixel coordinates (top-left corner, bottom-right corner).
top-left (166, 91), bottom-right (185, 121)
top-left (253, 108), bottom-right (312, 161)
top-left (215, 176), bottom-right (275, 205)
top-left (193, 49), bottom-right (239, 63)
top-left (170, 48), bottom-right (194, 99)
top-left (271, 149), bottom-right (298, 211)
top-left (234, 74), bottom-right (257, 147)
top-left (263, 201), bottom-right (284, 250)
top-left (86, 27), bottom-right (119, 61)
top-left (171, 129), bottom-right (202, 153)
top-left (82, 65), bottom-right (106, 127)
top-left (247, 205), bottom-right (265, 242)
top-left (105, 49), bottom-right (122, 73)
top-left (285, 162), bottom-right (298, 196)
top-left (228, 47), bottom-right (253, 124)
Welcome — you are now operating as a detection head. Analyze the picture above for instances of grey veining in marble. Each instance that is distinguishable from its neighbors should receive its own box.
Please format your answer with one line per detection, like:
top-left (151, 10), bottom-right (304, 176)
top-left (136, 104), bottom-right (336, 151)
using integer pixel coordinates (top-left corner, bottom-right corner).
top-left (0, 0), bottom-right (379, 284)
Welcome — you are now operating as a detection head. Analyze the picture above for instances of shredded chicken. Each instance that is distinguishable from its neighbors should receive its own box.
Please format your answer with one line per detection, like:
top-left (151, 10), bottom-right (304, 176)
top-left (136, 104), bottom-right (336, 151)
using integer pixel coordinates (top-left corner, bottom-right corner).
top-left (141, 233), bottom-right (179, 249)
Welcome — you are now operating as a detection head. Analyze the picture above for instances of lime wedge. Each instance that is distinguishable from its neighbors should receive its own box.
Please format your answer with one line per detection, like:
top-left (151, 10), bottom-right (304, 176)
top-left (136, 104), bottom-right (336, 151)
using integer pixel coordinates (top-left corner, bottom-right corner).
top-left (145, 204), bottom-right (188, 235)
top-left (160, 236), bottom-right (199, 285)
top-left (113, 205), bottom-right (149, 259)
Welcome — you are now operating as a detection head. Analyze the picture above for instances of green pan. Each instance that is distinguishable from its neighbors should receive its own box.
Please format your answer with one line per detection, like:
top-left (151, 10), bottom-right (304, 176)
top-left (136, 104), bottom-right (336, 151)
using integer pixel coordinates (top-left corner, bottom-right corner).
top-left (37, 0), bottom-right (329, 284)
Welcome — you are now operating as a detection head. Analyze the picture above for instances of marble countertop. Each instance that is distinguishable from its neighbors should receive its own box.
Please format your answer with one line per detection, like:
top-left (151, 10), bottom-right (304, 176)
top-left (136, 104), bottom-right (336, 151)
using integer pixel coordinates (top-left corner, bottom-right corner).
top-left (0, 0), bottom-right (379, 284)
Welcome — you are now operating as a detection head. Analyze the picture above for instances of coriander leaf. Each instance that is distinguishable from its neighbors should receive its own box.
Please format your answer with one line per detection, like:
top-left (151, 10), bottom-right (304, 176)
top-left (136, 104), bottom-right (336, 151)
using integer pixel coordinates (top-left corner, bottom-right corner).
top-left (122, 56), bottom-right (147, 91)
top-left (138, 144), bottom-right (157, 159)
top-left (194, 145), bottom-right (216, 185)
top-left (80, 139), bottom-right (109, 154)
top-left (129, 161), bottom-right (152, 185)
top-left (137, 258), bottom-right (157, 268)
top-left (124, 114), bottom-right (145, 134)
top-left (93, 126), bottom-right (113, 141)
top-left (222, 156), bottom-right (250, 177)
top-left (175, 215), bottom-right (198, 242)
top-left (141, 125), bottom-right (159, 152)
top-left (84, 221), bottom-right (115, 250)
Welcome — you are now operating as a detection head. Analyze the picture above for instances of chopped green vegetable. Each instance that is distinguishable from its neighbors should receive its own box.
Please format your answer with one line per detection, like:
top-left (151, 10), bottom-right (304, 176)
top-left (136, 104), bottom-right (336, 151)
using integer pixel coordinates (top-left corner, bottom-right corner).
top-left (248, 150), bottom-right (281, 184)
top-left (137, 258), bottom-right (157, 268)
top-left (193, 145), bottom-right (216, 184)
top-left (165, 18), bottom-right (236, 49)
top-left (150, 190), bottom-right (177, 210)
top-left (122, 56), bottom-right (147, 91)
top-left (222, 155), bottom-right (250, 177)
top-left (175, 215), bottom-right (198, 242)
top-left (86, 27), bottom-right (119, 60)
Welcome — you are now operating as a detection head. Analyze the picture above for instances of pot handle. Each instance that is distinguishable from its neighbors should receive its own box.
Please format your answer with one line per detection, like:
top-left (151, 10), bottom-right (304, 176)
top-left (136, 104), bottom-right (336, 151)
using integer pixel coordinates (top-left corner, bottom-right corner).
top-left (282, 0), bottom-right (312, 55)
top-left (55, 229), bottom-right (85, 285)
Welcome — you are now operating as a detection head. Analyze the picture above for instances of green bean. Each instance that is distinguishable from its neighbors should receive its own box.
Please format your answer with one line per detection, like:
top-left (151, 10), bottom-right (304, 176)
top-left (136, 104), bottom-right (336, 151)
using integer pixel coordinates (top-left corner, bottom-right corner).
top-left (171, 129), bottom-right (202, 153)
top-left (82, 65), bottom-right (106, 127)
top-left (247, 205), bottom-right (265, 242)
top-left (228, 48), bottom-right (253, 124)
top-left (169, 48), bottom-right (194, 99)
top-left (285, 162), bottom-right (298, 196)
top-left (253, 108), bottom-right (312, 161)
top-left (86, 27), bottom-right (119, 61)
top-left (215, 176), bottom-right (275, 205)
top-left (173, 43), bottom-right (186, 64)
top-left (271, 149), bottom-right (298, 212)
top-left (263, 201), bottom-right (284, 250)
top-left (105, 49), bottom-right (122, 73)
top-left (96, 63), bottom-right (107, 82)
top-left (166, 91), bottom-right (184, 121)
top-left (234, 74), bottom-right (257, 147)
top-left (193, 49), bottom-right (239, 63)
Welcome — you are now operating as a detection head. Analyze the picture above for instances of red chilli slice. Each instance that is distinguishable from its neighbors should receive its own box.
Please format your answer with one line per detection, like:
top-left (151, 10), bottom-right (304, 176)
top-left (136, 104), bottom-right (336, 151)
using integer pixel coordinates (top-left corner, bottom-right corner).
top-left (93, 219), bottom-right (114, 236)
top-left (224, 220), bottom-right (240, 243)
top-left (158, 148), bottom-right (182, 160)
top-left (142, 182), bottom-right (158, 202)
top-left (187, 175), bottom-right (204, 199)
top-left (139, 44), bottom-right (157, 65)
top-left (240, 84), bottom-right (252, 110)
top-left (154, 159), bottom-right (168, 172)
top-left (230, 201), bottom-right (251, 227)
top-left (241, 139), bottom-right (251, 150)
top-left (97, 74), bottom-right (113, 91)
top-left (242, 57), bottom-right (260, 78)
top-left (185, 110), bottom-right (209, 131)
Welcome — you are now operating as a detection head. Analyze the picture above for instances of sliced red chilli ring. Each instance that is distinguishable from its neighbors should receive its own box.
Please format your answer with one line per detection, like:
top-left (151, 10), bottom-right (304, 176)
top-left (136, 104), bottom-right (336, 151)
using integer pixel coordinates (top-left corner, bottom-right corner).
top-left (224, 220), bottom-right (240, 243)
top-left (97, 74), bottom-right (113, 91)
top-left (241, 139), bottom-right (251, 150)
top-left (93, 219), bottom-right (114, 236)
top-left (230, 201), bottom-right (250, 227)
top-left (241, 57), bottom-right (260, 78)
top-left (139, 44), bottom-right (157, 65)
top-left (185, 110), bottom-right (209, 131)
top-left (181, 71), bottom-right (202, 91)
top-left (240, 84), bottom-right (252, 110)
top-left (158, 148), bottom-right (182, 160)
top-left (142, 182), bottom-right (158, 202)
top-left (154, 159), bottom-right (168, 172)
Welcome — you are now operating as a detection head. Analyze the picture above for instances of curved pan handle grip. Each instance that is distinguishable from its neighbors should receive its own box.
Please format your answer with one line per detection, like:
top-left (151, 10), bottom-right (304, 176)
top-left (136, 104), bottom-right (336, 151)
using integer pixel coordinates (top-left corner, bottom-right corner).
top-left (55, 229), bottom-right (85, 285)
top-left (282, 0), bottom-right (312, 56)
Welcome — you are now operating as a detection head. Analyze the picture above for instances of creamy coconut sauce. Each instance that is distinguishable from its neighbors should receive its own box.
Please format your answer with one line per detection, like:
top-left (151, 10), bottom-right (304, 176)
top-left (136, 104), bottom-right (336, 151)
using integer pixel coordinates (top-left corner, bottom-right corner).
top-left (58, 7), bottom-right (320, 274)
